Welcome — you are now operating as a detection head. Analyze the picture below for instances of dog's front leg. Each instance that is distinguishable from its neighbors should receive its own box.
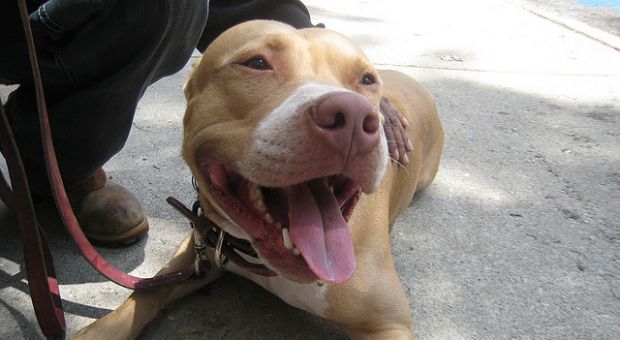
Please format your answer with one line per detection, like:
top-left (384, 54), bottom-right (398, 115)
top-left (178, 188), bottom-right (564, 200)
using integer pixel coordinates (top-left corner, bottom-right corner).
top-left (72, 234), bottom-right (223, 340)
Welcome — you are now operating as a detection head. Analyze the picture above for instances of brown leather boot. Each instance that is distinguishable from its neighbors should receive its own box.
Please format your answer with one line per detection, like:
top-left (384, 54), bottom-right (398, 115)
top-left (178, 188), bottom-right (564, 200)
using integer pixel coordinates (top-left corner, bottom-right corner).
top-left (69, 168), bottom-right (149, 247)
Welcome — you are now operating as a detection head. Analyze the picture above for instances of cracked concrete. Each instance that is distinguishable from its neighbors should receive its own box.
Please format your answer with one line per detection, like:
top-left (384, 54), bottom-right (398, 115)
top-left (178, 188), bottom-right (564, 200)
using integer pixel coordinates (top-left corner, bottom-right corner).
top-left (1, 0), bottom-right (619, 339)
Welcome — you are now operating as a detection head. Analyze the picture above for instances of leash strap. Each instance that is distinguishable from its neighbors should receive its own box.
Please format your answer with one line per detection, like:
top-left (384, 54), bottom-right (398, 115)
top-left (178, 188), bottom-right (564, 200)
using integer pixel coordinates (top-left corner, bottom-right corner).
top-left (13, 0), bottom-right (197, 291)
top-left (0, 1), bottom-right (220, 335)
top-left (1, 98), bottom-right (66, 337)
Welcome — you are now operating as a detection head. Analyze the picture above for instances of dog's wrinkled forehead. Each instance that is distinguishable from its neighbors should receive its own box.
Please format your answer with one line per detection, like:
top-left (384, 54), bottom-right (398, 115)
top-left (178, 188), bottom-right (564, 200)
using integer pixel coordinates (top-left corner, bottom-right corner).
top-left (219, 20), bottom-right (368, 65)
top-left (185, 20), bottom-right (379, 98)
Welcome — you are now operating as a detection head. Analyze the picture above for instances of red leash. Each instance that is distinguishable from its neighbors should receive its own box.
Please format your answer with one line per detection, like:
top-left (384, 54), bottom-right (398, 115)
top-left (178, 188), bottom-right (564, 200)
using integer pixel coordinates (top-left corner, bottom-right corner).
top-left (0, 1), bottom-right (200, 336)
top-left (14, 0), bottom-right (197, 290)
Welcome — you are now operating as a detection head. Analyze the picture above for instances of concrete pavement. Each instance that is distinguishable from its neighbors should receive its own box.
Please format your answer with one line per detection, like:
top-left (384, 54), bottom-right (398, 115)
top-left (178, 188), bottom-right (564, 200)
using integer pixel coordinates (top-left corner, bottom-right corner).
top-left (1, 0), bottom-right (619, 338)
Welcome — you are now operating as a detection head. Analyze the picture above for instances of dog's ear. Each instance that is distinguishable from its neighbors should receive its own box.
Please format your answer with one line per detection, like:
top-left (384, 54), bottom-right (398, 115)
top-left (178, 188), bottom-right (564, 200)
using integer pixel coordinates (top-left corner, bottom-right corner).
top-left (183, 73), bottom-right (203, 101)
top-left (183, 59), bottom-right (202, 100)
top-left (183, 79), bottom-right (193, 100)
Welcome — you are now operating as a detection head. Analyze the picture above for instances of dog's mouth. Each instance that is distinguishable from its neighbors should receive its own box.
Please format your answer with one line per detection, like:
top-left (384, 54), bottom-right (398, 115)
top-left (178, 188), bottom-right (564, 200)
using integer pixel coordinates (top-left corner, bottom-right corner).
top-left (201, 163), bottom-right (360, 284)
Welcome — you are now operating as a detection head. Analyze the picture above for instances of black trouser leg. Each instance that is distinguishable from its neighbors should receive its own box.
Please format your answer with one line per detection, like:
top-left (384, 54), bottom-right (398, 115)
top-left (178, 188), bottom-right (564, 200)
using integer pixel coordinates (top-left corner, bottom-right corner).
top-left (1, 0), bottom-right (209, 194)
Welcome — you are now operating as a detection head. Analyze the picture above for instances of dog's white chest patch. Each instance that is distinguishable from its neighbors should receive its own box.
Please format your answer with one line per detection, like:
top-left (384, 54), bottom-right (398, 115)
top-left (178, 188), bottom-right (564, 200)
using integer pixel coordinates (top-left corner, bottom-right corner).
top-left (227, 262), bottom-right (329, 317)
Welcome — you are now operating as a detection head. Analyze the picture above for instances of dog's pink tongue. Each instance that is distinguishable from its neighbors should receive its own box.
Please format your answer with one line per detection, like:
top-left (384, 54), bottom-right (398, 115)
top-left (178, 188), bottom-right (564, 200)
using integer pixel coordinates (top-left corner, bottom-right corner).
top-left (286, 179), bottom-right (356, 284)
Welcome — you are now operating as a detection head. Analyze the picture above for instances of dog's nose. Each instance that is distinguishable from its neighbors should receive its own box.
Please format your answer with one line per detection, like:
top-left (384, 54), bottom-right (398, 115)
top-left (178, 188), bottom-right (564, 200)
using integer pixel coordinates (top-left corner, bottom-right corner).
top-left (311, 92), bottom-right (380, 157)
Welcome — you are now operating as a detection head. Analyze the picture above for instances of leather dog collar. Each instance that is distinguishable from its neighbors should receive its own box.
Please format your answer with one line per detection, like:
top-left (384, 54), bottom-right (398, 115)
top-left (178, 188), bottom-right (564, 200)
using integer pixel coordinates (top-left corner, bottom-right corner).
top-left (166, 196), bottom-right (276, 277)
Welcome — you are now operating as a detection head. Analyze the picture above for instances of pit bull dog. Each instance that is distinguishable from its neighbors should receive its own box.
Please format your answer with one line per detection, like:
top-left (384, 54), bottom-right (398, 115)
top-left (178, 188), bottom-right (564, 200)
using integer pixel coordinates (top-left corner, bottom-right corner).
top-left (74, 20), bottom-right (443, 339)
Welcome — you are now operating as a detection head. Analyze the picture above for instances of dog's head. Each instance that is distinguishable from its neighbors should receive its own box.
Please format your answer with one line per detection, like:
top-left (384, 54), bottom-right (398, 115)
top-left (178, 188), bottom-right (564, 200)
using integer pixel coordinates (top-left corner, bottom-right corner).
top-left (182, 20), bottom-right (388, 284)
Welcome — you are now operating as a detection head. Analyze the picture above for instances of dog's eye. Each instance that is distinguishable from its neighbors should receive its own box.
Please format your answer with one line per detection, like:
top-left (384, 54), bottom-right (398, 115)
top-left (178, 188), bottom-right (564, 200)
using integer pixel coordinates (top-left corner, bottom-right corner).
top-left (243, 57), bottom-right (271, 70)
top-left (360, 73), bottom-right (376, 85)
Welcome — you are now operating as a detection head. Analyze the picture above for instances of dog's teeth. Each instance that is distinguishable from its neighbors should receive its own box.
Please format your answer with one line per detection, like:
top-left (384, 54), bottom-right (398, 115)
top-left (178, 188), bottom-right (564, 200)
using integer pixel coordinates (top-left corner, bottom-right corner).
top-left (254, 198), bottom-right (266, 212)
top-left (264, 213), bottom-right (274, 224)
top-left (249, 182), bottom-right (263, 202)
top-left (293, 247), bottom-right (300, 256)
top-left (275, 222), bottom-right (282, 230)
top-left (282, 228), bottom-right (293, 250)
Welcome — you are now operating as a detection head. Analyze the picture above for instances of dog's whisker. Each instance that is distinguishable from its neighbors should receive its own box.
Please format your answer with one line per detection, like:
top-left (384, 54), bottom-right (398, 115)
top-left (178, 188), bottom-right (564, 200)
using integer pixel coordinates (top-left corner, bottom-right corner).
top-left (392, 160), bottom-right (410, 174)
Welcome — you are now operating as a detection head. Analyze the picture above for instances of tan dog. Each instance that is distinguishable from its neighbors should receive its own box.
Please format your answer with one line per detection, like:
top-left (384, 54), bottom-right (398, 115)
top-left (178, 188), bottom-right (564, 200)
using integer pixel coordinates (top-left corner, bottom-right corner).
top-left (74, 20), bottom-right (443, 340)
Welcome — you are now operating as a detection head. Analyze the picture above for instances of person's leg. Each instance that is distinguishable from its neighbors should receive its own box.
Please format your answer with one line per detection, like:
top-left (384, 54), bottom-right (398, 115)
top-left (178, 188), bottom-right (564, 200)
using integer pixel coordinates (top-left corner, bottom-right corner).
top-left (197, 0), bottom-right (314, 52)
top-left (1, 0), bottom-right (208, 245)
top-left (2, 0), bottom-right (208, 194)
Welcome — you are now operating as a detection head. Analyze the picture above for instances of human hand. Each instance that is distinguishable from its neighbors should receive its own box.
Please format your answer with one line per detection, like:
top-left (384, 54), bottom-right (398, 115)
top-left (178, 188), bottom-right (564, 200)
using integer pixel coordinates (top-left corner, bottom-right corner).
top-left (380, 97), bottom-right (413, 164)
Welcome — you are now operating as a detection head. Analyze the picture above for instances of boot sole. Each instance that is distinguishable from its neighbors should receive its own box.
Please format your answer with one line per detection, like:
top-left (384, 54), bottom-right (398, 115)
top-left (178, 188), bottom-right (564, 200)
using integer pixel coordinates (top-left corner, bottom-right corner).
top-left (85, 217), bottom-right (149, 248)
